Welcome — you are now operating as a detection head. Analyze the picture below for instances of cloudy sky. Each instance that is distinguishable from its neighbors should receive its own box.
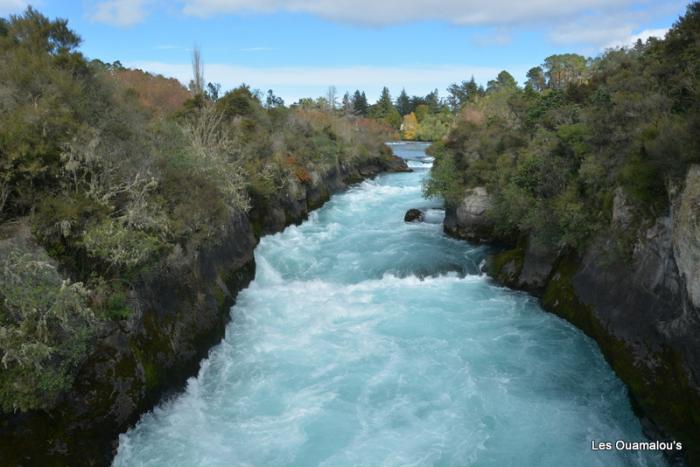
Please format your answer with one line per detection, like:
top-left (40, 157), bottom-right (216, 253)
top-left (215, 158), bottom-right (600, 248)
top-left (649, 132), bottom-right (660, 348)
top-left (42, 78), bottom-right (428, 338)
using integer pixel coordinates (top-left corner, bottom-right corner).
top-left (0, 0), bottom-right (689, 102)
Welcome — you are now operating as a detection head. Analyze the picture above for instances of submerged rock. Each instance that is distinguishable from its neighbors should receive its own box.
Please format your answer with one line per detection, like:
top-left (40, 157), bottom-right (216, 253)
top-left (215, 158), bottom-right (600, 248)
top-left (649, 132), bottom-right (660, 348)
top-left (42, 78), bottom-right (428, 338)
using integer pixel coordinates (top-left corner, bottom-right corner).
top-left (404, 208), bottom-right (424, 223)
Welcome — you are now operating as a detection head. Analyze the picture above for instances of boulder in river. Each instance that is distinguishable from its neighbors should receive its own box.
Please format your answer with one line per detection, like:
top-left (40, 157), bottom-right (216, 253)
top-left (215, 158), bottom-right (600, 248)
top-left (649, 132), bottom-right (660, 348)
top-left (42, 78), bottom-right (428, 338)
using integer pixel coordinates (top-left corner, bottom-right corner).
top-left (404, 208), bottom-right (424, 223)
top-left (444, 186), bottom-right (494, 242)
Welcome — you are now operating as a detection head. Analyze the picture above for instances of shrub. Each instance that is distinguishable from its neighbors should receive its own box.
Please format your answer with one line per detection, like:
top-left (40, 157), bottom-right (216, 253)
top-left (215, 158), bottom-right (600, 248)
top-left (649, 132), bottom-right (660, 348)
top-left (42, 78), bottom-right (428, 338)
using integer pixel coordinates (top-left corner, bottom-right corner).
top-left (0, 244), bottom-right (94, 412)
top-left (82, 219), bottom-right (166, 272)
top-left (423, 151), bottom-right (463, 205)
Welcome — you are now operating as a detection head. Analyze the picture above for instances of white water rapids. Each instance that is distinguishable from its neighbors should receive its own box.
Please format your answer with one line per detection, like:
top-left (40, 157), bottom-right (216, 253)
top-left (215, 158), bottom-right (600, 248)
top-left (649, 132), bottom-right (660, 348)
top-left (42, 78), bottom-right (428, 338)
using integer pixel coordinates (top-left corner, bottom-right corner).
top-left (114, 142), bottom-right (665, 467)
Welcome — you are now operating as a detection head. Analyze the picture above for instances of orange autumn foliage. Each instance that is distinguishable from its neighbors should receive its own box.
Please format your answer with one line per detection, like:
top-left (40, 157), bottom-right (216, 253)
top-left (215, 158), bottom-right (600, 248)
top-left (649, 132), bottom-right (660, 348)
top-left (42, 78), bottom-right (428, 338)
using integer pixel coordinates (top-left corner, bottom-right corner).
top-left (286, 155), bottom-right (313, 184)
top-left (111, 69), bottom-right (190, 116)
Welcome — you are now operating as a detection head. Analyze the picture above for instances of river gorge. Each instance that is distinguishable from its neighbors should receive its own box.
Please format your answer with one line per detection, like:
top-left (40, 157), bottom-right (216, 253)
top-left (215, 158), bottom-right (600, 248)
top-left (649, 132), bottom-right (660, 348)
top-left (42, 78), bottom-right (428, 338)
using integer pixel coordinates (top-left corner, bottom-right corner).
top-left (113, 143), bottom-right (665, 467)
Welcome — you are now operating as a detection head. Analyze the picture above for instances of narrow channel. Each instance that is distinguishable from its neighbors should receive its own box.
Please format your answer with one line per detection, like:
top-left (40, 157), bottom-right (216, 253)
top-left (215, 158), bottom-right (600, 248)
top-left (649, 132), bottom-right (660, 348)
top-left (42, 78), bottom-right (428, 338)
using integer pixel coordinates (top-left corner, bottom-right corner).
top-left (114, 142), bottom-right (664, 467)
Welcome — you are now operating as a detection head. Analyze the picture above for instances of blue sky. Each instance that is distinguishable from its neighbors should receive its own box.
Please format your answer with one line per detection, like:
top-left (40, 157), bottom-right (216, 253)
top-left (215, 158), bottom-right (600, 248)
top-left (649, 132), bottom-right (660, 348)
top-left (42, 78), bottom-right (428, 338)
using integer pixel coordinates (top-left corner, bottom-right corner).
top-left (0, 0), bottom-right (690, 102)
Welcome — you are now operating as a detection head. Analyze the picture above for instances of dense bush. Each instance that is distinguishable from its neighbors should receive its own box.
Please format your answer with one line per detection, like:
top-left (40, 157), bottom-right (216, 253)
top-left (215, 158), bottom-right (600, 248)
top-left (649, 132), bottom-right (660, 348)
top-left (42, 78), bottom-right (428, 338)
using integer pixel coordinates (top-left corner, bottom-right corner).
top-left (0, 7), bottom-right (393, 412)
top-left (0, 241), bottom-right (93, 412)
top-left (426, 2), bottom-right (700, 251)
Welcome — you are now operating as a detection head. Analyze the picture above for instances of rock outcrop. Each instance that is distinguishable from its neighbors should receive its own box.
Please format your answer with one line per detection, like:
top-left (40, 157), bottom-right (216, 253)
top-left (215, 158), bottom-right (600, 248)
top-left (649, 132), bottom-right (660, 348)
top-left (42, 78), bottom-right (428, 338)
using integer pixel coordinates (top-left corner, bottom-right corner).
top-left (0, 152), bottom-right (409, 466)
top-left (443, 186), bottom-right (494, 242)
top-left (0, 213), bottom-right (257, 467)
top-left (612, 186), bottom-right (637, 229)
top-left (487, 235), bottom-right (558, 293)
top-left (448, 174), bottom-right (700, 466)
top-left (673, 166), bottom-right (700, 309)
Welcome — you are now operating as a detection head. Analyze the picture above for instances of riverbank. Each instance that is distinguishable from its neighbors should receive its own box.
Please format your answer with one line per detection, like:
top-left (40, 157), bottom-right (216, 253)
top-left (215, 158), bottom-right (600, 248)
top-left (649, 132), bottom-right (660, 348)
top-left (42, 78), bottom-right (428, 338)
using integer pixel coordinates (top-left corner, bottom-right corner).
top-left (114, 141), bottom-right (663, 467)
top-left (0, 151), bottom-right (409, 467)
top-left (442, 176), bottom-right (700, 466)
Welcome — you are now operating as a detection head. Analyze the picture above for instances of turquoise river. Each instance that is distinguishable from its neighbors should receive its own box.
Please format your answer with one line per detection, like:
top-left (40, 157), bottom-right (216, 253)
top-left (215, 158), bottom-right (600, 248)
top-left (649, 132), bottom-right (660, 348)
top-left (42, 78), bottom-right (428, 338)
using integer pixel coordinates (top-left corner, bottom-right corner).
top-left (114, 142), bottom-right (665, 467)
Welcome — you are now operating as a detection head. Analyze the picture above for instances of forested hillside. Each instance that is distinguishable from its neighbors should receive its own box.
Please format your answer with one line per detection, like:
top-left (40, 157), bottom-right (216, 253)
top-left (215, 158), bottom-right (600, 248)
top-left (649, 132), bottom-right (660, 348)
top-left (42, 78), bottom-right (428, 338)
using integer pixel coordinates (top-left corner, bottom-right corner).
top-left (427, 3), bottom-right (700, 252)
top-left (0, 7), bottom-right (395, 415)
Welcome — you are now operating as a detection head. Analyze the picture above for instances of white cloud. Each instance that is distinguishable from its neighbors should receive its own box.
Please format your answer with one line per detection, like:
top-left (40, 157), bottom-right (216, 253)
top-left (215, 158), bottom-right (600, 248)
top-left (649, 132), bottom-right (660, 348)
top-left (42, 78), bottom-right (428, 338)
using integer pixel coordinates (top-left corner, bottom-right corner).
top-left (548, 3), bottom-right (672, 51)
top-left (125, 61), bottom-right (519, 102)
top-left (545, 0), bottom-right (682, 50)
top-left (605, 27), bottom-right (669, 49)
top-left (550, 17), bottom-right (636, 48)
top-left (0, 0), bottom-right (28, 15)
top-left (91, 0), bottom-right (148, 26)
top-left (180, 0), bottom-right (638, 26)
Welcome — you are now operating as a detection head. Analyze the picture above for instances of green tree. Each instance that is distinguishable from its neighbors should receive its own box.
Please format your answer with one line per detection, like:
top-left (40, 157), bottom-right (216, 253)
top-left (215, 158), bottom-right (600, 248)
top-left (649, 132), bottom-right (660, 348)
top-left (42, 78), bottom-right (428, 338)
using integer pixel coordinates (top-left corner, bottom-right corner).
top-left (216, 85), bottom-right (259, 119)
top-left (424, 88), bottom-right (442, 113)
top-left (352, 90), bottom-right (369, 116)
top-left (414, 104), bottom-right (429, 123)
top-left (2, 6), bottom-right (79, 54)
top-left (0, 7), bottom-right (90, 219)
top-left (371, 87), bottom-right (401, 127)
top-left (525, 66), bottom-right (546, 92)
top-left (487, 70), bottom-right (518, 93)
top-left (396, 88), bottom-right (411, 115)
top-left (447, 77), bottom-right (480, 111)
top-left (371, 87), bottom-right (394, 118)
top-left (265, 89), bottom-right (284, 108)
top-left (543, 54), bottom-right (588, 89)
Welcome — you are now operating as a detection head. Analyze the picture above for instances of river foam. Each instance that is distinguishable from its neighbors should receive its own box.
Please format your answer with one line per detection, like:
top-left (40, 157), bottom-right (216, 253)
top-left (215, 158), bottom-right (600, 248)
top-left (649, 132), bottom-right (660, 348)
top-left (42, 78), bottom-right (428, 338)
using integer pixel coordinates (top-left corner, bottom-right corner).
top-left (114, 142), bottom-right (665, 467)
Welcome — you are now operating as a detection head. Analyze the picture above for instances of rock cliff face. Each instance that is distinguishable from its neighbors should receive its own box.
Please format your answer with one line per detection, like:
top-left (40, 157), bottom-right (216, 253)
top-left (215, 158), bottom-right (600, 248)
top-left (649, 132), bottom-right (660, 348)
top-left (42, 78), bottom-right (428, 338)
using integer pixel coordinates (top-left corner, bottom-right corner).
top-left (0, 152), bottom-right (409, 467)
top-left (443, 186), bottom-right (494, 242)
top-left (0, 213), bottom-right (258, 467)
top-left (445, 168), bottom-right (700, 466)
top-left (673, 166), bottom-right (700, 309)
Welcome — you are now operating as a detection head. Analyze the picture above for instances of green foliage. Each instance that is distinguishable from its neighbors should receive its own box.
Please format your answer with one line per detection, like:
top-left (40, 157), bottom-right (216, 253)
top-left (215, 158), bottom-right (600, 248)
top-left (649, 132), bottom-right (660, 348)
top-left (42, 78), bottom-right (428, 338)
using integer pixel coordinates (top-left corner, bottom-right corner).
top-left (544, 54), bottom-right (588, 90)
top-left (525, 67), bottom-right (546, 92)
top-left (369, 87), bottom-right (401, 128)
top-left (620, 155), bottom-right (667, 210)
top-left (216, 85), bottom-right (259, 119)
top-left (396, 89), bottom-right (411, 115)
top-left (0, 7), bottom-right (396, 413)
top-left (487, 70), bottom-right (518, 93)
top-left (415, 112), bottom-right (452, 142)
top-left (351, 90), bottom-right (369, 116)
top-left (447, 77), bottom-right (482, 111)
top-left (423, 149), bottom-right (462, 204)
top-left (82, 220), bottom-right (165, 271)
top-left (428, 3), bottom-right (700, 251)
top-left (91, 278), bottom-right (130, 320)
top-left (0, 243), bottom-right (93, 412)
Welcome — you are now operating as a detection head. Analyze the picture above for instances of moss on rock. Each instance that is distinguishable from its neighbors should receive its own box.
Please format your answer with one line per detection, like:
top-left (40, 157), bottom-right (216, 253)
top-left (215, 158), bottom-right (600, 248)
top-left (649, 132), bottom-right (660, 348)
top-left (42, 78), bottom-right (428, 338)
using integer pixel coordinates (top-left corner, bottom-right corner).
top-left (540, 254), bottom-right (700, 466)
top-left (486, 244), bottom-right (525, 288)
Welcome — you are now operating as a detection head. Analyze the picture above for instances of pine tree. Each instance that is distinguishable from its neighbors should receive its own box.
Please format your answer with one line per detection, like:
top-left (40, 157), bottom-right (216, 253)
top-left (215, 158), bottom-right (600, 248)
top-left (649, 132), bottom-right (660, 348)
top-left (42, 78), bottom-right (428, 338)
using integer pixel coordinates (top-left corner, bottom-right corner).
top-left (352, 90), bottom-right (369, 116)
top-left (372, 87), bottom-right (394, 118)
top-left (396, 88), bottom-right (411, 115)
